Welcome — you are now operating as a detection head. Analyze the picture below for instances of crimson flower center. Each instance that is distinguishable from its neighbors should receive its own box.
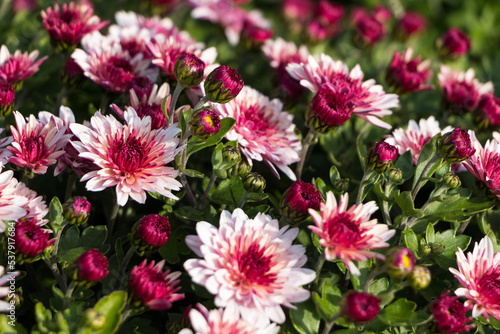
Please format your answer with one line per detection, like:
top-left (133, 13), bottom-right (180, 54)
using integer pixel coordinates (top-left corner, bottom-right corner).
top-left (477, 272), bottom-right (500, 305)
top-left (60, 11), bottom-right (79, 23)
top-left (112, 137), bottom-right (146, 174)
top-left (22, 136), bottom-right (45, 163)
top-left (234, 242), bottom-right (275, 287)
top-left (325, 212), bottom-right (362, 244)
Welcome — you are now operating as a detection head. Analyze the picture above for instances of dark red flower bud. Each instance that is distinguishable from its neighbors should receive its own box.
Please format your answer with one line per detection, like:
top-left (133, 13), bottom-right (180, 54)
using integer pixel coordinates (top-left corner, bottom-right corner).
top-left (0, 82), bottom-right (15, 117)
top-left (132, 214), bottom-right (171, 255)
top-left (63, 196), bottom-right (91, 226)
top-left (438, 27), bottom-right (471, 58)
top-left (189, 109), bottom-right (221, 139)
top-left (430, 292), bottom-right (475, 333)
top-left (439, 128), bottom-right (476, 163)
top-left (204, 65), bottom-right (244, 104)
top-left (280, 180), bottom-right (322, 223)
top-left (74, 248), bottom-right (109, 284)
top-left (397, 12), bottom-right (426, 38)
top-left (14, 218), bottom-right (56, 262)
top-left (340, 291), bottom-right (381, 323)
top-left (385, 49), bottom-right (433, 94)
top-left (367, 142), bottom-right (399, 173)
top-left (173, 53), bottom-right (206, 87)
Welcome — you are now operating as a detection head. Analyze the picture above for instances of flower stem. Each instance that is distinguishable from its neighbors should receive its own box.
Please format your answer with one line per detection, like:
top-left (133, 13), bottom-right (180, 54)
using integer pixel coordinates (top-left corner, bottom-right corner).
top-left (193, 95), bottom-right (209, 112)
top-left (322, 313), bottom-right (340, 334)
top-left (356, 169), bottom-right (375, 205)
top-left (99, 92), bottom-right (110, 114)
top-left (381, 183), bottom-right (393, 226)
top-left (411, 156), bottom-right (441, 200)
top-left (63, 281), bottom-right (76, 309)
top-left (64, 173), bottom-right (76, 201)
top-left (52, 222), bottom-right (68, 258)
top-left (168, 83), bottom-right (185, 126)
top-left (108, 194), bottom-right (119, 238)
top-left (237, 190), bottom-right (251, 208)
top-left (43, 258), bottom-right (68, 292)
top-left (115, 246), bottom-right (135, 289)
top-left (313, 253), bottom-right (326, 290)
top-left (296, 128), bottom-right (318, 180)
top-left (55, 85), bottom-right (67, 113)
top-left (198, 173), bottom-right (217, 208)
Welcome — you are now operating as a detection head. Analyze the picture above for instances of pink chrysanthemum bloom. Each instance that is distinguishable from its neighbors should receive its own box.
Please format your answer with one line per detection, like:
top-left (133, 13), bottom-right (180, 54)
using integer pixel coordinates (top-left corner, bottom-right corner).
top-left (14, 181), bottom-right (48, 223)
top-left (430, 292), bottom-right (475, 333)
top-left (397, 12), bottom-right (426, 38)
top-left (386, 48), bottom-right (434, 94)
top-left (179, 302), bottom-right (280, 334)
top-left (439, 27), bottom-right (471, 58)
top-left (213, 86), bottom-right (301, 180)
top-left (287, 54), bottom-right (399, 129)
top-left (438, 65), bottom-right (493, 113)
top-left (0, 170), bottom-right (28, 232)
top-left (0, 45), bottom-right (47, 88)
top-left (0, 266), bottom-right (19, 312)
top-left (71, 32), bottom-right (158, 94)
top-left (184, 209), bottom-right (316, 327)
top-left (385, 116), bottom-right (453, 165)
top-left (0, 129), bottom-right (13, 168)
top-left (476, 94), bottom-right (500, 128)
top-left (14, 218), bottom-right (56, 260)
top-left (41, 2), bottom-right (108, 52)
top-left (74, 248), bottom-right (109, 282)
top-left (463, 131), bottom-right (500, 198)
top-left (8, 111), bottom-right (71, 175)
top-left (111, 83), bottom-right (171, 130)
top-left (129, 259), bottom-right (184, 310)
top-left (308, 191), bottom-right (395, 276)
top-left (449, 235), bottom-right (500, 321)
top-left (70, 107), bottom-right (182, 206)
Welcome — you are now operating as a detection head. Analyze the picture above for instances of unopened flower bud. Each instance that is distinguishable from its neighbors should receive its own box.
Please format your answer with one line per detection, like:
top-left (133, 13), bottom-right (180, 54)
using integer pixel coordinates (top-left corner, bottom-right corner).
top-left (243, 172), bottom-right (266, 192)
top-left (189, 109), bottom-right (221, 139)
top-left (173, 53), bottom-right (206, 87)
top-left (439, 128), bottom-right (475, 163)
top-left (81, 309), bottom-right (106, 330)
top-left (204, 65), bottom-right (244, 104)
top-left (421, 244), bottom-right (432, 256)
top-left (443, 172), bottom-right (461, 188)
top-left (60, 58), bottom-right (85, 88)
top-left (385, 246), bottom-right (416, 280)
top-left (73, 249), bottom-right (109, 287)
top-left (438, 27), bottom-right (471, 59)
top-left (63, 196), bottom-right (91, 226)
top-left (367, 142), bottom-right (399, 173)
top-left (222, 146), bottom-right (241, 163)
top-left (280, 180), bottom-right (322, 223)
top-left (408, 265), bottom-right (431, 290)
top-left (431, 243), bottom-right (445, 254)
top-left (387, 167), bottom-right (403, 183)
top-left (132, 214), bottom-right (171, 255)
top-left (14, 218), bottom-right (56, 263)
top-left (0, 82), bottom-right (15, 117)
top-left (340, 291), bottom-right (381, 323)
top-left (334, 178), bottom-right (349, 194)
top-left (228, 158), bottom-right (252, 178)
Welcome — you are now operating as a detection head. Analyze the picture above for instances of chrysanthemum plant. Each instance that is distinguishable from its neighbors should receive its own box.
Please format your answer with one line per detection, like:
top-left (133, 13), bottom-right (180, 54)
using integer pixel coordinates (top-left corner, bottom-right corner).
top-left (2, 0), bottom-right (500, 333)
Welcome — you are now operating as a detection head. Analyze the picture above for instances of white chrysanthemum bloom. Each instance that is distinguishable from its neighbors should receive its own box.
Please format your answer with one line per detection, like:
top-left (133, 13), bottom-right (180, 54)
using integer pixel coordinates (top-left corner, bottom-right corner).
top-left (385, 116), bottom-right (453, 165)
top-left (0, 170), bottom-right (28, 232)
top-left (179, 302), bottom-right (280, 334)
top-left (0, 266), bottom-right (19, 312)
top-left (308, 191), bottom-right (395, 276)
top-left (261, 37), bottom-right (309, 69)
top-left (0, 128), bottom-right (13, 168)
top-left (450, 236), bottom-right (500, 320)
top-left (286, 53), bottom-right (399, 129)
top-left (14, 181), bottom-right (48, 224)
top-left (70, 107), bottom-right (182, 206)
top-left (213, 86), bottom-right (301, 180)
top-left (184, 209), bottom-right (316, 328)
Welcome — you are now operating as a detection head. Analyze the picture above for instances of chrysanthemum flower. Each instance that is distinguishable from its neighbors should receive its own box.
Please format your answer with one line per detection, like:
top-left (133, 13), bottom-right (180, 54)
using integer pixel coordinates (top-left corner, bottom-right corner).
top-left (41, 2), bottom-right (108, 52)
top-left (73, 248), bottom-right (109, 282)
top-left (280, 180), bottom-right (322, 223)
top-left (351, 8), bottom-right (386, 46)
top-left (0, 170), bottom-right (28, 232)
top-left (14, 218), bottom-right (56, 260)
top-left (0, 82), bottom-right (14, 116)
top-left (8, 111), bottom-right (71, 175)
top-left (287, 53), bottom-right (398, 129)
top-left (386, 48), bottom-right (433, 94)
top-left (213, 86), bottom-right (301, 180)
top-left (430, 292), bottom-right (475, 333)
top-left (308, 191), bottom-right (395, 276)
top-left (14, 181), bottom-right (48, 223)
top-left (397, 12), bottom-right (426, 38)
top-left (438, 65), bottom-right (493, 113)
top-left (439, 27), bottom-right (471, 58)
top-left (449, 235), bottom-right (500, 321)
top-left (385, 116), bottom-right (453, 165)
top-left (0, 129), bottom-right (13, 167)
top-left (129, 259), bottom-right (184, 310)
top-left (179, 302), bottom-right (280, 334)
top-left (476, 93), bottom-right (500, 128)
top-left (0, 266), bottom-right (19, 312)
top-left (184, 209), bottom-right (316, 327)
top-left (0, 45), bottom-right (47, 87)
top-left (463, 131), bottom-right (500, 198)
top-left (70, 107), bottom-right (182, 206)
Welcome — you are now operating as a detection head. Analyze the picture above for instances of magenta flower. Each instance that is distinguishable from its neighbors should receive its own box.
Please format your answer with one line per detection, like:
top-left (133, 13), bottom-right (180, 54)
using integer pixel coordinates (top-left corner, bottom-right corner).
top-left (386, 48), bottom-right (433, 94)
top-left (174, 53), bottom-right (206, 87)
top-left (204, 65), bottom-right (244, 104)
top-left (385, 246), bottom-right (415, 280)
top-left (189, 109), bottom-right (221, 139)
top-left (41, 2), bottom-right (108, 52)
top-left (133, 214), bottom-right (171, 249)
top-left (63, 196), bottom-right (91, 226)
top-left (8, 111), bottom-right (71, 175)
top-left (450, 236), bottom-right (500, 321)
top-left (0, 266), bottom-right (19, 312)
top-left (280, 180), bottom-right (322, 222)
top-left (308, 191), bottom-right (395, 275)
top-left (430, 292), bottom-right (475, 333)
top-left (287, 54), bottom-right (398, 129)
top-left (367, 142), bottom-right (399, 173)
top-left (282, 0), bottom-right (314, 25)
top-left (0, 170), bottom-right (28, 232)
top-left (74, 249), bottom-right (109, 282)
top-left (351, 9), bottom-right (386, 46)
top-left (439, 127), bottom-right (476, 163)
top-left (11, 0), bottom-right (37, 13)
top-left (70, 107), bottom-right (182, 206)
top-left (397, 12), bottom-right (426, 38)
top-left (439, 27), bottom-right (471, 58)
top-left (438, 65), bottom-right (493, 113)
top-left (129, 259), bottom-right (184, 310)
top-left (213, 86), bottom-right (301, 180)
top-left (476, 94), bottom-right (500, 128)
top-left (385, 116), bottom-right (453, 165)
top-left (179, 302), bottom-right (280, 334)
top-left (14, 181), bottom-right (48, 224)
top-left (184, 209), bottom-right (316, 327)
top-left (14, 218), bottom-right (56, 259)
top-left (242, 11), bottom-right (274, 45)
top-left (0, 45), bottom-right (47, 87)
top-left (340, 291), bottom-right (381, 322)
top-left (0, 82), bottom-right (14, 116)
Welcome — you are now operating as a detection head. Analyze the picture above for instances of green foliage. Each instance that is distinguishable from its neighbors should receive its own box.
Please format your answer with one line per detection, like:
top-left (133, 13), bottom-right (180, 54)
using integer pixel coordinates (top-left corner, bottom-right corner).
top-left (58, 226), bottom-right (108, 263)
top-left (77, 291), bottom-right (127, 334)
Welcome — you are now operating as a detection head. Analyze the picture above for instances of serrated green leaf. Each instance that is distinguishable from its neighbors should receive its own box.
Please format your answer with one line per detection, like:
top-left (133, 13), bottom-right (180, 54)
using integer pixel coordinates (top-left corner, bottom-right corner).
top-left (403, 227), bottom-right (419, 257)
top-left (290, 299), bottom-right (320, 334)
top-left (417, 196), bottom-right (494, 223)
top-left (58, 226), bottom-right (108, 263)
top-left (378, 298), bottom-right (416, 325)
top-left (395, 191), bottom-right (424, 218)
top-left (368, 278), bottom-right (389, 295)
top-left (433, 230), bottom-right (471, 269)
top-left (160, 228), bottom-right (191, 264)
top-left (186, 117), bottom-right (236, 157)
top-left (312, 284), bottom-right (342, 320)
top-left (210, 177), bottom-right (268, 206)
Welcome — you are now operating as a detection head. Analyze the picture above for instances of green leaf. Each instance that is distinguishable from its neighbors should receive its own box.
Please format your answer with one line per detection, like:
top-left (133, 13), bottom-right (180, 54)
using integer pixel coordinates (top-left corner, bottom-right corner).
top-left (412, 134), bottom-right (441, 189)
top-left (329, 165), bottom-right (341, 184)
top-left (77, 291), bottom-right (127, 334)
top-left (395, 191), bottom-right (424, 218)
top-left (289, 299), bottom-right (321, 334)
top-left (179, 166), bottom-right (204, 178)
top-left (368, 278), bottom-right (389, 295)
top-left (433, 230), bottom-right (471, 269)
top-left (403, 227), bottom-right (419, 257)
top-left (425, 223), bottom-right (435, 244)
top-left (417, 196), bottom-right (494, 224)
top-left (313, 177), bottom-right (331, 198)
top-left (312, 284), bottom-right (342, 320)
top-left (393, 150), bottom-right (415, 182)
top-left (210, 177), bottom-right (268, 206)
top-left (211, 143), bottom-right (224, 169)
top-left (49, 197), bottom-right (65, 232)
top-left (0, 315), bottom-right (28, 334)
top-left (378, 298), bottom-right (428, 325)
top-left (58, 226), bottom-right (108, 263)
top-left (159, 228), bottom-right (191, 264)
top-left (186, 117), bottom-right (236, 157)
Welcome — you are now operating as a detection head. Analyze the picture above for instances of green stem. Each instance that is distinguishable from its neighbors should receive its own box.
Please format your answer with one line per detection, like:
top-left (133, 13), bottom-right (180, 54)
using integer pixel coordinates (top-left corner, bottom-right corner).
top-left (192, 95), bottom-right (209, 112)
top-left (108, 194), bottom-right (119, 238)
top-left (296, 128), bottom-right (318, 180)
top-left (43, 258), bottom-right (68, 292)
top-left (52, 222), bottom-right (68, 258)
top-left (313, 253), bottom-right (326, 290)
top-left (356, 169), bottom-right (375, 205)
top-left (99, 93), bottom-right (110, 114)
top-left (115, 246), bottom-right (135, 289)
top-left (322, 313), bottom-right (341, 334)
top-left (64, 173), bottom-right (76, 202)
top-left (198, 173), bottom-right (217, 208)
top-left (411, 156), bottom-right (441, 200)
top-left (63, 281), bottom-right (76, 309)
top-left (55, 85), bottom-right (68, 113)
top-left (168, 84), bottom-right (185, 126)
top-left (180, 173), bottom-right (198, 207)
top-left (381, 183), bottom-right (393, 226)
top-left (237, 190), bottom-right (251, 208)
top-left (363, 266), bottom-right (385, 292)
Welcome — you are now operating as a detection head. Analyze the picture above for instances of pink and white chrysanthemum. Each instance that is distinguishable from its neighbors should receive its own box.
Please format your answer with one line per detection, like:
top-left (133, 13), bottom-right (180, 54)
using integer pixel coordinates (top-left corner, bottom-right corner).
top-left (261, 38), bottom-right (309, 70)
top-left (71, 32), bottom-right (158, 94)
top-left (308, 191), bottom-right (395, 276)
top-left (450, 236), bottom-right (500, 321)
top-left (438, 65), bottom-right (493, 113)
top-left (184, 209), bottom-right (316, 327)
top-left (8, 111), bottom-right (71, 175)
top-left (287, 54), bottom-right (399, 129)
top-left (70, 107), bottom-right (182, 206)
top-left (0, 266), bottom-right (19, 312)
top-left (213, 86), bottom-right (301, 180)
top-left (114, 11), bottom-right (180, 38)
top-left (0, 45), bottom-right (47, 86)
top-left (385, 116), bottom-right (453, 164)
top-left (463, 131), bottom-right (500, 198)
top-left (0, 129), bottom-right (13, 168)
top-left (0, 170), bottom-right (28, 232)
top-left (179, 302), bottom-right (280, 334)
top-left (14, 181), bottom-right (48, 223)
top-left (111, 83), bottom-right (171, 130)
